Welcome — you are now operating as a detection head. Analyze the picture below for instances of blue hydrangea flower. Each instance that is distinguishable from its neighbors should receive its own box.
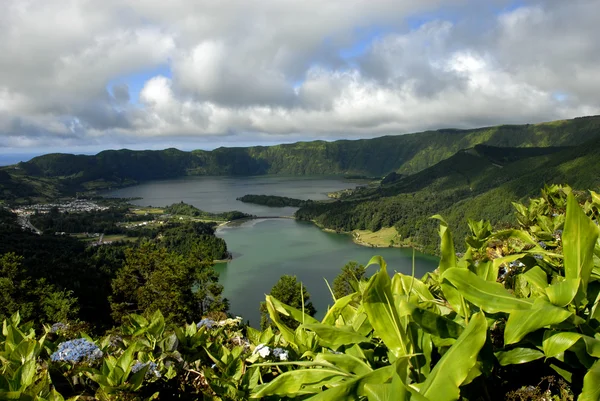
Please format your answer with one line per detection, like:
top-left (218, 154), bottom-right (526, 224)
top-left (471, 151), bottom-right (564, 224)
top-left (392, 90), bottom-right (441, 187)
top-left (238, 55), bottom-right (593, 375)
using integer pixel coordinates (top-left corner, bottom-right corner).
top-left (272, 348), bottom-right (289, 361)
top-left (538, 241), bottom-right (547, 250)
top-left (197, 318), bottom-right (216, 330)
top-left (131, 361), bottom-right (161, 378)
top-left (253, 344), bottom-right (271, 358)
top-left (50, 322), bottom-right (68, 334)
top-left (50, 338), bottom-right (103, 364)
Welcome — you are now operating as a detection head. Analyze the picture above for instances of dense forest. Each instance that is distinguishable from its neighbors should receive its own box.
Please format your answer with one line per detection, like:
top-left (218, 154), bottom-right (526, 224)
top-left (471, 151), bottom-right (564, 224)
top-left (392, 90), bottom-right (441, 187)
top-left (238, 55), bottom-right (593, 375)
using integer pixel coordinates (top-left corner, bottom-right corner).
top-left (0, 208), bottom-right (230, 331)
top-left (295, 139), bottom-right (600, 253)
top-left (1, 115), bottom-right (600, 203)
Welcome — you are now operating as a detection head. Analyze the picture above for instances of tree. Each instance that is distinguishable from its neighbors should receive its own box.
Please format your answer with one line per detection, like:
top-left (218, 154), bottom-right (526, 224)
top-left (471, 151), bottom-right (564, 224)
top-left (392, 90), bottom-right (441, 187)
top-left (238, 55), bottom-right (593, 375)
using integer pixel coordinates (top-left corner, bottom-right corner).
top-left (109, 242), bottom-right (226, 325)
top-left (332, 261), bottom-right (367, 299)
top-left (0, 252), bottom-right (79, 323)
top-left (260, 275), bottom-right (316, 330)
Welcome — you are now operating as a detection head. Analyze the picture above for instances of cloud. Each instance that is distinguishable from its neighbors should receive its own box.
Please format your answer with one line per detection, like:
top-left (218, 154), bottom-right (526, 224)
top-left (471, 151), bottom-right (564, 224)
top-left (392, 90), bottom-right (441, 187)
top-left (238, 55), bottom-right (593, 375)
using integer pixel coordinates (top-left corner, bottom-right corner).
top-left (0, 0), bottom-right (598, 151)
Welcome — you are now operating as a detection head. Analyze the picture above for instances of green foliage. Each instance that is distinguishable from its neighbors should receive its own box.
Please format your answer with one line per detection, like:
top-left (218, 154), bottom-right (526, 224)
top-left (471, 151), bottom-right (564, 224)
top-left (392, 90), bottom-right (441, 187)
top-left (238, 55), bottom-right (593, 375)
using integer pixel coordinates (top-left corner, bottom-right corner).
top-left (163, 201), bottom-right (250, 221)
top-left (296, 136), bottom-right (600, 254)
top-left (259, 275), bottom-right (316, 330)
top-left (0, 252), bottom-right (79, 324)
top-left (332, 261), bottom-right (367, 299)
top-left (109, 243), bottom-right (225, 325)
top-left (2, 183), bottom-right (600, 400)
top-left (236, 194), bottom-right (312, 208)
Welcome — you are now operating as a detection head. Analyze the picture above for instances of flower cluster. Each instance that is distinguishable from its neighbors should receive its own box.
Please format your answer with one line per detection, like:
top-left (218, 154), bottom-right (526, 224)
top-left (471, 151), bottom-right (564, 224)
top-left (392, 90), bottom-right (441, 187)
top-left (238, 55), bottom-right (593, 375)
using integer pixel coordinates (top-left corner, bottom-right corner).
top-left (50, 322), bottom-right (68, 334)
top-left (216, 316), bottom-right (243, 327)
top-left (252, 344), bottom-right (289, 361)
top-left (197, 318), bottom-right (216, 330)
top-left (253, 344), bottom-right (271, 358)
top-left (50, 338), bottom-right (103, 364)
top-left (272, 348), bottom-right (289, 361)
top-left (131, 361), bottom-right (161, 379)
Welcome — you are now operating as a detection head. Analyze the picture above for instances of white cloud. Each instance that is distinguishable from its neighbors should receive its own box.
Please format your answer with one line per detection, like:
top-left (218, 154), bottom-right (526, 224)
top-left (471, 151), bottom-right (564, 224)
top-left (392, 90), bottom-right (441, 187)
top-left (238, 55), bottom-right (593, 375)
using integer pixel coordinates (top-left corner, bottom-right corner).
top-left (0, 0), bottom-right (598, 150)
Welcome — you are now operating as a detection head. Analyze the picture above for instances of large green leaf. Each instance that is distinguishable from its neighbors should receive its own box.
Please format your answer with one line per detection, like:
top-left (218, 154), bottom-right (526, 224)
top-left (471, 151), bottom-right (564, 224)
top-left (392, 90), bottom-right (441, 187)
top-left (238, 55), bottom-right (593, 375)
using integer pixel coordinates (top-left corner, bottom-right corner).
top-left (504, 298), bottom-right (572, 345)
top-left (522, 266), bottom-right (549, 291)
top-left (542, 331), bottom-right (600, 358)
top-left (442, 268), bottom-right (533, 313)
top-left (563, 192), bottom-right (599, 294)
top-left (579, 360), bottom-right (600, 401)
top-left (364, 371), bottom-right (409, 401)
top-left (314, 353), bottom-right (372, 376)
top-left (250, 369), bottom-right (346, 398)
top-left (321, 293), bottom-right (357, 325)
top-left (302, 324), bottom-right (370, 348)
top-left (546, 279), bottom-right (580, 307)
top-left (264, 296), bottom-right (296, 344)
top-left (542, 332), bottom-right (582, 358)
top-left (269, 295), bottom-right (320, 326)
top-left (363, 257), bottom-right (408, 358)
top-left (488, 254), bottom-right (526, 282)
top-left (398, 301), bottom-right (463, 339)
top-left (431, 215), bottom-right (456, 274)
top-left (306, 365), bottom-right (396, 401)
top-left (495, 348), bottom-right (544, 366)
top-left (419, 312), bottom-right (487, 401)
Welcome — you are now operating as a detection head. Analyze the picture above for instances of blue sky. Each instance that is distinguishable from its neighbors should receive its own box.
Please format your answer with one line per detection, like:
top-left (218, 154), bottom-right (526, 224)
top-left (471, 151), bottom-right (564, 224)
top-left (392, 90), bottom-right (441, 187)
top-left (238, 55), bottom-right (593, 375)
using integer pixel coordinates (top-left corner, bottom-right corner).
top-left (0, 0), bottom-right (598, 155)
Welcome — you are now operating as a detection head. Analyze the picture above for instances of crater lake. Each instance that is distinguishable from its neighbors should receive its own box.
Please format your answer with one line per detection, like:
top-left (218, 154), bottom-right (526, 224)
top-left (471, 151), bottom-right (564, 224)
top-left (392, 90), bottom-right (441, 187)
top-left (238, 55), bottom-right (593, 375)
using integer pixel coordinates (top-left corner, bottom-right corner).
top-left (105, 175), bottom-right (439, 326)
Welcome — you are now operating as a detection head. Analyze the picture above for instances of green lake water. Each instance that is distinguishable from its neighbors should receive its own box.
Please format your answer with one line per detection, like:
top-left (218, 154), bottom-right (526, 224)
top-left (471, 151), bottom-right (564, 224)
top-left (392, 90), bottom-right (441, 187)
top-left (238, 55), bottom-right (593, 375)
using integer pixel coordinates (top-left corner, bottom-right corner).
top-left (105, 176), bottom-right (439, 326)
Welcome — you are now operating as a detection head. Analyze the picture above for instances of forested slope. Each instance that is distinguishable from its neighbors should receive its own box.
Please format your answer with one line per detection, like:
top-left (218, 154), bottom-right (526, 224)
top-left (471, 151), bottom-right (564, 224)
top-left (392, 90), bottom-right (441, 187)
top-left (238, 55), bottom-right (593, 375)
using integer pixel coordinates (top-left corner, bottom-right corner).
top-left (296, 137), bottom-right (600, 253)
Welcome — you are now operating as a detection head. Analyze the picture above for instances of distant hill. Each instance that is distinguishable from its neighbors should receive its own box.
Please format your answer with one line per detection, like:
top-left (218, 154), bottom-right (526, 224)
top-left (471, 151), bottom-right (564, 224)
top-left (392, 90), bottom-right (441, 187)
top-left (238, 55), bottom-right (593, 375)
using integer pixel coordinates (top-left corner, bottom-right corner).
top-left (295, 136), bottom-right (600, 253)
top-left (1, 114), bottom-right (600, 204)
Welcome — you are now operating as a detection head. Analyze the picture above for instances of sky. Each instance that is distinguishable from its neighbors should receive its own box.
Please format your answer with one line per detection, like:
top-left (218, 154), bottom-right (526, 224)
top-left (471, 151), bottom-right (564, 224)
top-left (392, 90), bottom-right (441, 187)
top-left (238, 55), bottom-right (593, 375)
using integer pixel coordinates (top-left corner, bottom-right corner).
top-left (0, 0), bottom-right (599, 158)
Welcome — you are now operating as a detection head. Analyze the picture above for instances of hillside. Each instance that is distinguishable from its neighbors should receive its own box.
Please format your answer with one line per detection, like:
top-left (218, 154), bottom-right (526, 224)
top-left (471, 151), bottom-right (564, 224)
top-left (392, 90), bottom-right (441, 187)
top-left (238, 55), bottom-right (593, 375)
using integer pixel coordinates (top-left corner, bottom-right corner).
top-left (295, 137), bottom-right (600, 253)
top-left (2, 115), bottom-right (600, 202)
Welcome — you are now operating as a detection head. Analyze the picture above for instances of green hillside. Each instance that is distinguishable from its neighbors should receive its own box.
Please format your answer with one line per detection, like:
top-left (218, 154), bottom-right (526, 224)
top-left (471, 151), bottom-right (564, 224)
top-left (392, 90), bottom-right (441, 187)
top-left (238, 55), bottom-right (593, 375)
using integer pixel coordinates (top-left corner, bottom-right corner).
top-left (295, 137), bottom-right (600, 253)
top-left (2, 115), bottom-right (599, 200)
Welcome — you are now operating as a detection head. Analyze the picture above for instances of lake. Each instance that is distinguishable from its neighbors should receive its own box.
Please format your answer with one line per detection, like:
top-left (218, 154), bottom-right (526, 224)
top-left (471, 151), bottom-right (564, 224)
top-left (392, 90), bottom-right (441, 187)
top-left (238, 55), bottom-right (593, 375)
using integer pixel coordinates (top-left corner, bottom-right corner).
top-left (105, 176), bottom-right (439, 326)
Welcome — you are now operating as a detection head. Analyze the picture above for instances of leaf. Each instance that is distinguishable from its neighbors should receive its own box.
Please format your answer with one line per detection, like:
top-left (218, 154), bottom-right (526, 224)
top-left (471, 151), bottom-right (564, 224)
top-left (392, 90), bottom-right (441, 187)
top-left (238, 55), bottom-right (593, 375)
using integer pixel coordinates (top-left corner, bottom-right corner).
top-left (250, 369), bottom-right (346, 398)
top-left (269, 295), bottom-right (320, 326)
top-left (419, 312), bottom-right (487, 401)
top-left (306, 365), bottom-right (396, 401)
top-left (522, 266), bottom-right (549, 291)
top-left (264, 296), bottom-right (296, 344)
top-left (491, 254), bottom-right (526, 282)
top-left (543, 332), bottom-right (582, 358)
top-left (314, 353), bottom-right (372, 376)
top-left (546, 279), bottom-right (580, 307)
top-left (563, 192), bottom-right (599, 294)
top-left (504, 298), bottom-right (572, 345)
top-left (442, 268), bottom-right (533, 313)
top-left (398, 301), bottom-right (463, 339)
top-left (15, 359), bottom-right (35, 389)
top-left (364, 371), bottom-right (409, 401)
top-left (495, 348), bottom-right (544, 366)
top-left (322, 293), bottom-right (357, 325)
top-left (302, 324), bottom-right (369, 348)
top-left (579, 360), bottom-right (600, 401)
top-left (542, 331), bottom-right (600, 358)
top-left (363, 258), bottom-right (408, 358)
top-left (431, 215), bottom-right (456, 274)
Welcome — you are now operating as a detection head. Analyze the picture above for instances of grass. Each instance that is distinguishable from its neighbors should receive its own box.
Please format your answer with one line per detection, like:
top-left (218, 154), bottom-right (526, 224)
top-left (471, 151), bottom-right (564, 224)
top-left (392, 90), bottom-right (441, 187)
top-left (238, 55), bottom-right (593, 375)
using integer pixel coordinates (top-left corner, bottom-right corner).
top-left (352, 227), bottom-right (401, 247)
top-left (131, 207), bottom-right (164, 215)
top-left (77, 234), bottom-right (135, 243)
